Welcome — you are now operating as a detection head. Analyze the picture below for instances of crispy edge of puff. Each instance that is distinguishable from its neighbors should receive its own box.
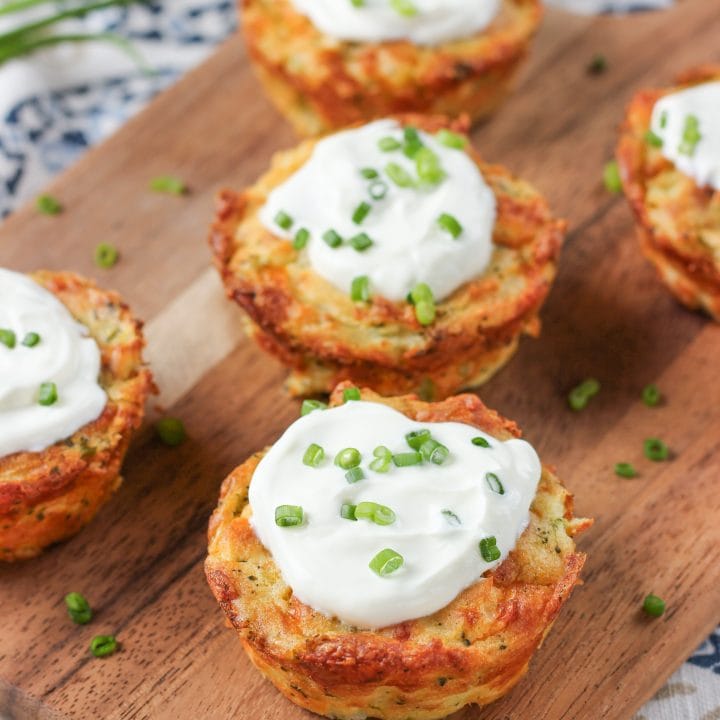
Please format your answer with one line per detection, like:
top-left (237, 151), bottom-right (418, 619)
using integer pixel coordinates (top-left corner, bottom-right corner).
top-left (617, 64), bottom-right (720, 321)
top-left (240, 0), bottom-right (542, 136)
top-left (209, 113), bottom-right (566, 400)
top-left (205, 383), bottom-right (591, 720)
top-left (0, 271), bottom-right (155, 561)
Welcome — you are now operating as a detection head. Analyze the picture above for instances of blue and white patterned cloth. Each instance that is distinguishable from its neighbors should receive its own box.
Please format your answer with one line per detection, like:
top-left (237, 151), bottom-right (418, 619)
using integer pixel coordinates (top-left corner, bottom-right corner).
top-left (0, 2), bottom-right (717, 718)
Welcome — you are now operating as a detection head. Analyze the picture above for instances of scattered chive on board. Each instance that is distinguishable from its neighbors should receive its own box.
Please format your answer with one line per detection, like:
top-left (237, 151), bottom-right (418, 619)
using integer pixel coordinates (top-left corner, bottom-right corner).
top-left (36, 194), bottom-right (62, 215)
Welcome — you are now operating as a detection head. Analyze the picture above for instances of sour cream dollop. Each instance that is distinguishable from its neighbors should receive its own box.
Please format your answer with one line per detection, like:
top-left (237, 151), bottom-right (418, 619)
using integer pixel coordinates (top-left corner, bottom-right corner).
top-left (0, 269), bottom-right (107, 457)
top-left (649, 81), bottom-right (720, 191)
top-left (249, 401), bottom-right (541, 628)
top-left (289, 0), bottom-right (500, 46)
top-left (259, 120), bottom-right (496, 302)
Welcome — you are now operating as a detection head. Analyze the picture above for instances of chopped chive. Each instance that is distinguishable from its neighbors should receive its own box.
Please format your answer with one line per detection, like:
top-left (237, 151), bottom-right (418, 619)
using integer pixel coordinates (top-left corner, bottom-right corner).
top-left (360, 167), bottom-right (378, 179)
top-left (64, 592), bottom-right (92, 625)
top-left (437, 213), bottom-right (463, 239)
top-left (293, 228), bottom-right (310, 250)
top-left (479, 536), bottom-right (501, 563)
top-left (472, 436), bottom-right (491, 448)
top-left (642, 384), bottom-right (661, 407)
top-left (90, 635), bottom-right (118, 658)
top-left (419, 439), bottom-right (449, 465)
top-left (644, 437), bottom-right (669, 462)
top-left (644, 129), bottom-right (663, 148)
top-left (0, 329), bottom-right (16, 349)
top-left (485, 472), bottom-right (505, 494)
top-left (150, 175), bottom-right (186, 195)
top-left (403, 126), bottom-right (424, 159)
top-left (603, 160), bottom-right (622, 194)
top-left (94, 242), bottom-right (118, 269)
top-left (373, 445), bottom-right (392, 460)
top-left (436, 129), bottom-right (466, 149)
top-left (341, 503), bottom-right (357, 520)
top-left (405, 429), bottom-right (431, 450)
top-left (352, 201), bottom-right (372, 225)
top-left (409, 282), bottom-right (433, 305)
top-left (370, 445), bottom-right (392, 473)
top-left (416, 147), bottom-right (445, 185)
top-left (678, 114), bottom-right (701, 156)
top-left (659, 111), bottom-right (668, 129)
top-left (390, 0), bottom-right (417, 17)
top-left (642, 593), bottom-right (666, 618)
top-left (587, 54), bottom-right (607, 75)
top-left (441, 509), bottom-right (461, 526)
top-left (21, 332), bottom-right (40, 347)
top-left (350, 232), bottom-right (374, 252)
top-left (356, 501), bottom-right (396, 526)
top-left (369, 548), bottom-right (404, 576)
top-left (568, 378), bottom-right (600, 411)
top-left (614, 462), bottom-right (637, 478)
top-left (378, 136), bottom-right (401, 152)
top-left (301, 399), bottom-right (327, 416)
top-left (323, 229), bottom-right (343, 248)
top-left (335, 447), bottom-right (362, 469)
top-left (392, 451), bottom-right (422, 467)
top-left (415, 300), bottom-right (436, 326)
top-left (303, 443), bottom-right (325, 468)
top-left (38, 381), bottom-right (58, 406)
top-left (369, 180), bottom-right (388, 200)
top-left (350, 0), bottom-right (364, 6)
top-left (36, 194), bottom-right (62, 215)
top-left (350, 275), bottom-right (370, 303)
top-left (343, 387), bottom-right (361, 402)
top-left (275, 504), bottom-right (304, 527)
top-left (385, 162), bottom-right (415, 188)
top-left (345, 466), bottom-right (365, 484)
top-left (155, 417), bottom-right (186, 447)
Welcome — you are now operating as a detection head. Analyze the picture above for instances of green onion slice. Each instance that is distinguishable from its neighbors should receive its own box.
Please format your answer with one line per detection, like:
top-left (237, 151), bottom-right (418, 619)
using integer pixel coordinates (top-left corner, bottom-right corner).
top-left (642, 593), bottom-right (666, 617)
top-left (36, 194), bottom-right (62, 215)
top-left (38, 381), bottom-right (58, 406)
top-left (360, 167), bottom-right (378, 179)
top-left (352, 201), bottom-right (372, 225)
top-left (150, 175), bottom-right (186, 195)
top-left (642, 384), bottom-right (661, 407)
top-left (436, 129), bottom-right (467, 149)
top-left (485, 472), bottom-right (505, 494)
top-left (94, 242), bottom-right (118, 269)
top-left (437, 213), bottom-right (463, 239)
top-left (678, 114), bottom-right (701, 156)
top-left (0, 329), bottom-right (16, 349)
top-left (293, 228), bottom-right (310, 250)
top-left (472, 436), bottom-right (491, 448)
top-left (323, 229), bottom-right (343, 248)
top-left (389, 0), bottom-right (417, 17)
top-left (419, 439), bottom-right (449, 465)
top-left (275, 505), bottom-right (304, 527)
top-left (341, 503), bottom-right (357, 520)
top-left (479, 536), bottom-right (501, 563)
top-left (416, 147), bottom-right (445, 185)
top-left (405, 429), bottom-right (431, 450)
top-left (378, 136), bottom-right (401, 152)
top-left (343, 387), bottom-right (361, 402)
top-left (345, 466), bottom-right (365, 484)
top-left (392, 451), bottom-right (422, 467)
top-left (301, 399), bottom-right (327, 416)
top-left (356, 501), bottom-right (396, 526)
top-left (303, 443), bottom-right (325, 468)
top-left (603, 160), bottom-right (622, 194)
top-left (614, 462), bottom-right (637, 478)
top-left (65, 592), bottom-right (92, 625)
top-left (350, 232), bottom-right (374, 252)
top-left (643, 437), bottom-right (669, 462)
top-left (441, 509), bottom-right (461, 526)
top-left (369, 548), bottom-right (404, 576)
top-left (369, 180), bottom-right (388, 200)
top-left (644, 129), bottom-right (664, 148)
top-left (21, 331), bottom-right (40, 347)
top-left (350, 275), bottom-right (370, 303)
top-left (90, 635), bottom-right (118, 658)
top-left (568, 378), bottom-right (601, 411)
top-left (385, 162), bottom-right (415, 188)
top-left (335, 447), bottom-right (362, 469)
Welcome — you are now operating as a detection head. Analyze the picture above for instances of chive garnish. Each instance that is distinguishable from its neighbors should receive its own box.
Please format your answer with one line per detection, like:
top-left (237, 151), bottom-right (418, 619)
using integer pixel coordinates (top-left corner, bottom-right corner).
top-left (369, 548), bottom-right (404, 576)
top-left (479, 536), bottom-right (501, 563)
top-left (568, 378), bottom-right (600, 411)
top-left (350, 232), bottom-right (374, 252)
top-left (345, 466), bottom-right (365, 484)
top-left (416, 147), bottom-right (445, 185)
top-left (392, 451), bottom-right (422, 467)
top-left (603, 160), bottom-right (622, 194)
top-left (355, 501), bottom-right (396, 526)
top-left (614, 462), bottom-right (637, 478)
top-left (389, 0), bottom-right (417, 17)
top-left (150, 175), bottom-right (186, 196)
top-left (436, 129), bottom-right (467, 149)
top-left (642, 594), bottom-right (666, 618)
top-left (0, 329), bottom-right (16, 349)
top-left (38, 381), bottom-right (58, 406)
top-left (643, 437), bottom-right (669, 462)
top-left (402, 126), bottom-right (424, 159)
top-left (437, 213), bottom-right (463, 239)
top-left (90, 635), bottom-right (118, 658)
top-left (335, 447), bottom-right (362, 470)
top-left (419, 439), bottom-right (449, 465)
top-left (352, 201), bottom-right (372, 225)
top-left (369, 180), bottom-right (388, 200)
top-left (678, 114), bottom-right (701, 156)
top-left (642, 384), bottom-right (661, 407)
top-left (485, 472), bottom-right (505, 495)
top-left (341, 503), bottom-right (357, 520)
top-left (65, 592), bottom-right (92, 625)
top-left (370, 446), bottom-right (392, 473)
top-left (350, 275), bottom-right (370, 303)
top-left (343, 387), bottom-right (361, 402)
top-left (472, 436), bottom-right (491, 448)
top-left (405, 429), bottom-right (431, 450)
top-left (293, 228), bottom-right (310, 250)
top-left (274, 210), bottom-right (293, 231)
top-left (441, 509), bottom-right (461, 526)
top-left (36, 194), bottom-right (62, 215)
top-left (303, 443), bottom-right (325, 468)
top-left (275, 505), bottom-right (304, 527)
top-left (323, 229), bottom-right (343, 248)
top-left (94, 242), bottom-right (118, 269)
top-left (644, 129), bottom-right (664, 148)
top-left (385, 162), bottom-right (415, 188)
top-left (360, 167), bottom-right (378, 179)
top-left (155, 417), bottom-right (186, 447)
top-left (378, 136), bottom-right (401, 152)
top-left (301, 399), bottom-right (327, 416)
top-left (22, 332), bottom-right (40, 347)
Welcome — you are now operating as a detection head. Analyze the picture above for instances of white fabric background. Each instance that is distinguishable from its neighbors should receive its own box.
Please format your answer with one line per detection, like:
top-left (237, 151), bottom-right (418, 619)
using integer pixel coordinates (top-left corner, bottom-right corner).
top-left (0, 1), bottom-right (717, 718)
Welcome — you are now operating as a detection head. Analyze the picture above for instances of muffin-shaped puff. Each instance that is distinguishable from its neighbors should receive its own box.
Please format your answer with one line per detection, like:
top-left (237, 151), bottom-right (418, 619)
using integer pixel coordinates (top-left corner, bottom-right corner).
top-left (206, 383), bottom-right (590, 720)
top-left (0, 272), bottom-right (154, 561)
top-left (617, 65), bottom-right (720, 320)
top-left (210, 115), bottom-right (565, 400)
top-left (241, 0), bottom-right (542, 136)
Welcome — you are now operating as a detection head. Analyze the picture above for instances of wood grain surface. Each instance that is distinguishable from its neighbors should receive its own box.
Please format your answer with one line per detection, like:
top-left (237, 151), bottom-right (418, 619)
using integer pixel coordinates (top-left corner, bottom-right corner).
top-left (1, 3), bottom-right (720, 719)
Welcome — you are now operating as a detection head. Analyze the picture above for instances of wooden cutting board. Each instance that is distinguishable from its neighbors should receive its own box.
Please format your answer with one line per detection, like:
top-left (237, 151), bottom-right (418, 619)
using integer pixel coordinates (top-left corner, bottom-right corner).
top-left (1, 3), bottom-right (720, 718)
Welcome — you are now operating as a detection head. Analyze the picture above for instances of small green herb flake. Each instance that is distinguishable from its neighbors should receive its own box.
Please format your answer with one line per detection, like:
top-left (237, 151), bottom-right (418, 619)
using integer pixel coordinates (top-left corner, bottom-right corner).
top-left (323, 229), bottom-right (343, 248)
top-left (485, 472), bottom-right (505, 495)
top-left (38, 382), bottom-right (58, 406)
top-left (678, 114), bottom-right (702, 156)
top-left (369, 548), bottom-right (404, 576)
top-left (614, 462), bottom-right (637, 479)
top-left (150, 175), bottom-right (186, 196)
top-left (436, 129), bottom-right (467, 149)
top-left (369, 180), bottom-right (388, 200)
top-left (643, 437), bottom-right (669, 462)
top-left (415, 147), bottom-right (445, 185)
top-left (156, 417), bottom-right (186, 447)
top-left (350, 232), bottom-right (374, 252)
top-left (360, 167), bottom-right (378, 179)
top-left (642, 384), bottom-right (662, 407)
top-left (355, 501), bottom-right (396, 526)
top-left (22, 332), bottom-right (40, 347)
top-left (293, 228), bottom-right (310, 250)
top-left (350, 275), bottom-right (370, 303)
top-left (36, 194), bottom-right (62, 215)
top-left (303, 443), bottom-right (325, 468)
top-left (603, 160), bottom-right (622, 194)
top-left (345, 466), bottom-right (365, 484)
top-left (479, 536), bottom-right (501, 563)
top-left (335, 447), bottom-right (362, 470)
top-left (392, 451), bottom-right (422, 467)
top-left (352, 201), bottom-right (372, 225)
top-left (642, 593), bottom-right (666, 618)
top-left (568, 378), bottom-right (601, 411)
top-left (437, 213), bottom-right (463, 239)
top-left (90, 635), bottom-right (118, 658)
top-left (350, 0), bottom-right (364, 6)
top-left (0, 329), bottom-right (16, 349)
top-left (390, 0), bottom-right (417, 17)
top-left (587, 54), bottom-right (607, 75)
top-left (378, 136), bottom-right (401, 152)
top-left (274, 210), bottom-right (294, 231)
top-left (65, 592), bottom-right (92, 625)
top-left (441, 509), bottom-right (461, 526)
top-left (343, 387), bottom-right (361, 402)
top-left (644, 129), bottom-right (664, 148)
top-left (275, 505), bottom-right (304, 527)
top-left (385, 162), bottom-right (415, 188)
top-left (341, 503), bottom-right (357, 520)
top-left (301, 399), bottom-right (327, 416)
top-left (94, 242), bottom-right (119, 269)
top-left (472, 436), bottom-right (491, 448)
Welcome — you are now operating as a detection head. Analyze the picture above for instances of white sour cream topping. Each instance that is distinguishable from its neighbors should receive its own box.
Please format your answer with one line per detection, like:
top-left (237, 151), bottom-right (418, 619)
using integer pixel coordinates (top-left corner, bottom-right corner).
top-left (0, 269), bottom-right (107, 457)
top-left (249, 401), bottom-right (541, 628)
top-left (289, 0), bottom-right (501, 46)
top-left (650, 81), bottom-right (720, 191)
top-left (259, 120), bottom-right (496, 302)
top-left (545, 0), bottom-right (672, 13)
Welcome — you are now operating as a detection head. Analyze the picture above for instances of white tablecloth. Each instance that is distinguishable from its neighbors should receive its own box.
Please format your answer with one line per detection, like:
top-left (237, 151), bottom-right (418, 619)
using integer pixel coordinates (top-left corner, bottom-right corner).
top-left (0, 2), bottom-right (718, 718)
